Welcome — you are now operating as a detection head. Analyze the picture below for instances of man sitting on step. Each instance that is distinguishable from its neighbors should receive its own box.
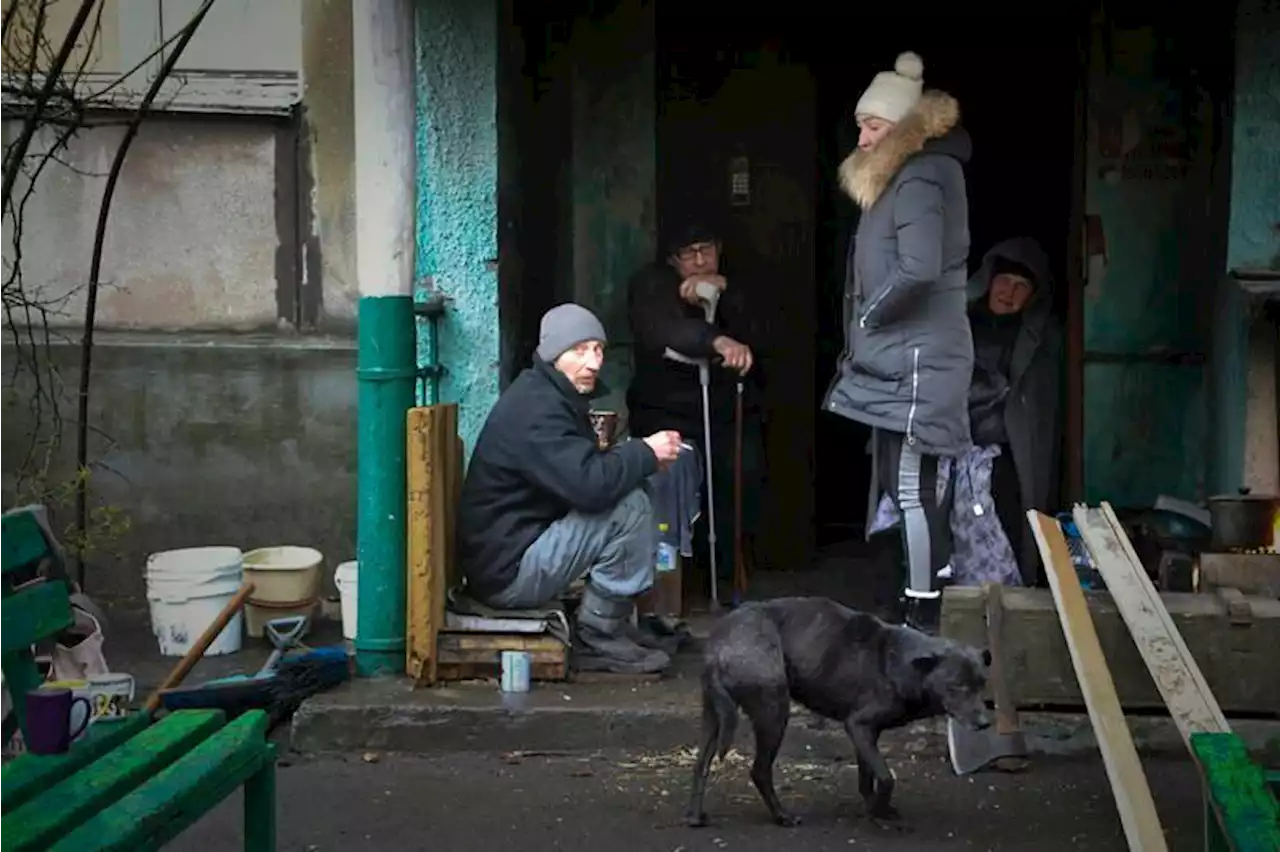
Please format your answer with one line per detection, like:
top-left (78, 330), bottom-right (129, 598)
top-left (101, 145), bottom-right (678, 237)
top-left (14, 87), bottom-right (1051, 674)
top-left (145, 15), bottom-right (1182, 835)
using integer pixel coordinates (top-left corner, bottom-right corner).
top-left (456, 303), bottom-right (683, 675)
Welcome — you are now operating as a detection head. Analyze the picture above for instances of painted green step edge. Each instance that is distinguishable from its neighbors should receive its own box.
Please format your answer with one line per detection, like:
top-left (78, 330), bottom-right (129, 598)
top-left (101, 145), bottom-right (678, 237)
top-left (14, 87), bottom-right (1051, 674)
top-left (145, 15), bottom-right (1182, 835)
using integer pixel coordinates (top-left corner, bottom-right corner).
top-left (1, 714), bottom-right (150, 815)
top-left (49, 710), bottom-right (272, 852)
top-left (3, 709), bottom-right (227, 852)
top-left (1191, 732), bottom-right (1280, 852)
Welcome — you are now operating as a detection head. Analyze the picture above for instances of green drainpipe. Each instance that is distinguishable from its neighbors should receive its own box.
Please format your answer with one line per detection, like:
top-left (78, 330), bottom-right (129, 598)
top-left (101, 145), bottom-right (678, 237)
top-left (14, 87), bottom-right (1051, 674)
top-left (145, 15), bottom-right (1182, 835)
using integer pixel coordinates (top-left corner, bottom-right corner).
top-left (355, 293), bottom-right (417, 676)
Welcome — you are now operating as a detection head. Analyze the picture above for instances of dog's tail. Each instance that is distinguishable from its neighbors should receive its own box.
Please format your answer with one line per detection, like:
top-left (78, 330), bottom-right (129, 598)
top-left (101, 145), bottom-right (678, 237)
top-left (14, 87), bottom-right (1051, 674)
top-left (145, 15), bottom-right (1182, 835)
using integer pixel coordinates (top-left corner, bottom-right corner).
top-left (704, 668), bottom-right (739, 762)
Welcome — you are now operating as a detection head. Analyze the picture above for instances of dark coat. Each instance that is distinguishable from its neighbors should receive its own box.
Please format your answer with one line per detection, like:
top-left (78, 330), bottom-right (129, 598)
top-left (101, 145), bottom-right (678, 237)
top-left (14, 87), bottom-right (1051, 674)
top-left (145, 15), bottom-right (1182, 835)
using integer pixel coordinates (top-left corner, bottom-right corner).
top-left (626, 260), bottom-right (761, 438)
top-left (966, 238), bottom-right (1064, 572)
top-left (456, 360), bottom-right (658, 600)
top-left (823, 91), bottom-right (974, 458)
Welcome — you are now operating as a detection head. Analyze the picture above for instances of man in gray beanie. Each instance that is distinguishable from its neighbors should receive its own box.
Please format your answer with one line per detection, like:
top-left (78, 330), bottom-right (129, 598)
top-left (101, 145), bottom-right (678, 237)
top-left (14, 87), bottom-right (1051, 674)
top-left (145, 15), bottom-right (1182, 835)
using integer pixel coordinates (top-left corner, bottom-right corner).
top-left (457, 303), bottom-right (684, 674)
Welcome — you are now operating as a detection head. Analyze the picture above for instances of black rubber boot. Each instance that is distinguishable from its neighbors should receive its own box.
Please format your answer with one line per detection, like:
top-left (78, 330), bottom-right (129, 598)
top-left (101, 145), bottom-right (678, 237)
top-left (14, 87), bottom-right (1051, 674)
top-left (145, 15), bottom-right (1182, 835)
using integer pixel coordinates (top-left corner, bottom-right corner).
top-left (574, 586), bottom-right (671, 674)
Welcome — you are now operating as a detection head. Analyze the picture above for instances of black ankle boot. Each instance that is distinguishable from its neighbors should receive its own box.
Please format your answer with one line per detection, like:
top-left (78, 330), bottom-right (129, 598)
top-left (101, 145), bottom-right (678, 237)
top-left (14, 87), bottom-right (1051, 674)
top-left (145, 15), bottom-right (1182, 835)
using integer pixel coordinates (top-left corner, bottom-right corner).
top-left (903, 594), bottom-right (941, 635)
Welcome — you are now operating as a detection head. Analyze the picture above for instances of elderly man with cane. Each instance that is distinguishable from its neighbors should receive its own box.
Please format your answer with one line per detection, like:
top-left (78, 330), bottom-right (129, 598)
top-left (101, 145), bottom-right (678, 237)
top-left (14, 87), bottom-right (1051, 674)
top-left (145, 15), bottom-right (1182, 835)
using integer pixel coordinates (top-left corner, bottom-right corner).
top-left (627, 217), bottom-right (764, 608)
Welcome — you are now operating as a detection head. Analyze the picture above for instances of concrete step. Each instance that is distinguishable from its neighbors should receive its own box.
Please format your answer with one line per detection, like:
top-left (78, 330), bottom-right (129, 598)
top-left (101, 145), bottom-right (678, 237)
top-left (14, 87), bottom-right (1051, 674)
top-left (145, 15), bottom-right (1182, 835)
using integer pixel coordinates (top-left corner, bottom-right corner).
top-left (289, 675), bottom-right (1280, 763)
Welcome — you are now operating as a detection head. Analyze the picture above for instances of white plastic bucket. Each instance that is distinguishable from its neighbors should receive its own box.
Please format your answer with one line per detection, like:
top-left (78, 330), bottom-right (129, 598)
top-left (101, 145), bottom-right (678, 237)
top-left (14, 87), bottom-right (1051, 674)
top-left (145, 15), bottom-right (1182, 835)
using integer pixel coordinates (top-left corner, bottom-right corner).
top-left (146, 547), bottom-right (244, 658)
top-left (335, 560), bottom-right (357, 640)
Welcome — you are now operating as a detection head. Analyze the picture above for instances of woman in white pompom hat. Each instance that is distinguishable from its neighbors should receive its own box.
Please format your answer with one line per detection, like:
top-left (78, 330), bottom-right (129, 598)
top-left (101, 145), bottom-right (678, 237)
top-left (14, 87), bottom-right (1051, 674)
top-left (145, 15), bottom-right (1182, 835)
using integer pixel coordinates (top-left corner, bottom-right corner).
top-left (821, 51), bottom-right (973, 634)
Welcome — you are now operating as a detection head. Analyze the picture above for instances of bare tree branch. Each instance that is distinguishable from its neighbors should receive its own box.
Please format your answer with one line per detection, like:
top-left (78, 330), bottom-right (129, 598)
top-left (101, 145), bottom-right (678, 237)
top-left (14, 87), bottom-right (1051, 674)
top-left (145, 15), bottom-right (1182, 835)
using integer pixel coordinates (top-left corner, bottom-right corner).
top-left (3, 0), bottom-right (220, 588)
top-left (73, 0), bottom-right (220, 585)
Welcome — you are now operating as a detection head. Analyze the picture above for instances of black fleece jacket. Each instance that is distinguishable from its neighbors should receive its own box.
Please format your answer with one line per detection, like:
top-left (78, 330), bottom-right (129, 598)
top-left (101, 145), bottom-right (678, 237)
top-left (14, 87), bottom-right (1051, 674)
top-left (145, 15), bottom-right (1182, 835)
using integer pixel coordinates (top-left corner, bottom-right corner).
top-left (457, 360), bottom-right (658, 600)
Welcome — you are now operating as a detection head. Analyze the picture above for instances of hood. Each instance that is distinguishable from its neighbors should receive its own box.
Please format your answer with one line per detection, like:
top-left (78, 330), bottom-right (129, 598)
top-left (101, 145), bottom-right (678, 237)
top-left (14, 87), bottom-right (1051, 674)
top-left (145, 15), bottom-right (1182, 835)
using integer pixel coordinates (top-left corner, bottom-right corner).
top-left (838, 90), bottom-right (970, 210)
top-left (967, 237), bottom-right (1054, 330)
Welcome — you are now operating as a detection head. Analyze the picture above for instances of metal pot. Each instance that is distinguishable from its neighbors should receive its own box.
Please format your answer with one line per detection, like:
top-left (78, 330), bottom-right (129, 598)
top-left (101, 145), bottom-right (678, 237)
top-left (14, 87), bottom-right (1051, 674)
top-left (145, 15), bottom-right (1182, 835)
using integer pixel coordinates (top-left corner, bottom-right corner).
top-left (1207, 488), bottom-right (1280, 551)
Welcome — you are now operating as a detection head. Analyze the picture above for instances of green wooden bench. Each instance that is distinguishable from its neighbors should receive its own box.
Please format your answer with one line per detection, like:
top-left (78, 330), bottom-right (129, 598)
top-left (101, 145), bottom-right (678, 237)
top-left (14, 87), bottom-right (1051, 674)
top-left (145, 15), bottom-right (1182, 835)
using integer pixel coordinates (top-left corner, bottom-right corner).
top-left (1190, 732), bottom-right (1280, 852)
top-left (2, 508), bottom-right (278, 850)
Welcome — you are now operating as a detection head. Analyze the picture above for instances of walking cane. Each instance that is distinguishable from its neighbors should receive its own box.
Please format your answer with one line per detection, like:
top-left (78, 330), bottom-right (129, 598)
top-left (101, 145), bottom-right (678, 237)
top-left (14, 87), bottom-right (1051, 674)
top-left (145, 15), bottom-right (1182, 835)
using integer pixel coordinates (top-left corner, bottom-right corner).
top-left (662, 281), bottom-right (724, 611)
top-left (732, 379), bottom-right (747, 605)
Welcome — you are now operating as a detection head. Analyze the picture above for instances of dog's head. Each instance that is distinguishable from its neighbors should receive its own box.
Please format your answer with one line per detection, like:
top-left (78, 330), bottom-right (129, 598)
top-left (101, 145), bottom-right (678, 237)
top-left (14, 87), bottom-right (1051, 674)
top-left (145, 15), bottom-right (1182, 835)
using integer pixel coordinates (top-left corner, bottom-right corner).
top-left (911, 642), bottom-right (993, 731)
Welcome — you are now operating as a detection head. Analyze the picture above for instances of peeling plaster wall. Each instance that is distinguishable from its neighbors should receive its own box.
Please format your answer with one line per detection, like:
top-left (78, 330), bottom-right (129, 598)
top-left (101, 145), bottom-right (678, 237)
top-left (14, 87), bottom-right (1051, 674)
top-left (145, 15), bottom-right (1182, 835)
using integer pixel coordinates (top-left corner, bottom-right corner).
top-left (415, 0), bottom-right (501, 453)
top-left (302, 0), bottom-right (359, 327)
top-left (567, 0), bottom-right (658, 426)
top-left (3, 119), bottom-right (285, 331)
top-left (1210, 0), bottom-right (1280, 494)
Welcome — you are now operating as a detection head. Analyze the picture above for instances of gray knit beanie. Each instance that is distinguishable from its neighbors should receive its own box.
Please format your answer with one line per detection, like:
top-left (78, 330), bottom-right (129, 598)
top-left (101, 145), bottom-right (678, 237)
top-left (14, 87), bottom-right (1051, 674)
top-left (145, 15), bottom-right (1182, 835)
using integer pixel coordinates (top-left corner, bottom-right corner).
top-left (536, 303), bottom-right (607, 363)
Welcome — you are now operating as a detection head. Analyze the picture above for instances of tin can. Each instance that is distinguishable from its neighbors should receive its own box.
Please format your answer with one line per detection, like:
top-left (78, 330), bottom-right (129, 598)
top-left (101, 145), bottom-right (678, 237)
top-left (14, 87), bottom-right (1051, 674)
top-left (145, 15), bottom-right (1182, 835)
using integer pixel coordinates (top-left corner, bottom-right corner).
top-left (500, 650), bottom-right (531, 693)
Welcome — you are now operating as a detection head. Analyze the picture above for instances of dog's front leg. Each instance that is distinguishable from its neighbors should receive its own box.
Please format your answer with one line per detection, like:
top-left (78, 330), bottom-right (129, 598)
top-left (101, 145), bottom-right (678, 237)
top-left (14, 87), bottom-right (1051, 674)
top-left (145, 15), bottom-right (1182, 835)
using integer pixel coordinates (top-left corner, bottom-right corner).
top-left (843, 720), bottom-right (899, 822)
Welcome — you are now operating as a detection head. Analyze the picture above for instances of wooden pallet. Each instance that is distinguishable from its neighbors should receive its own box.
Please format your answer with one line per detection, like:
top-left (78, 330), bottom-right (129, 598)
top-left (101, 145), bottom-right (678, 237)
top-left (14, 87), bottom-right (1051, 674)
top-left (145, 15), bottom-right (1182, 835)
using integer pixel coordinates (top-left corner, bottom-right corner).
top-left (435, 632), bottom-right (568, 682)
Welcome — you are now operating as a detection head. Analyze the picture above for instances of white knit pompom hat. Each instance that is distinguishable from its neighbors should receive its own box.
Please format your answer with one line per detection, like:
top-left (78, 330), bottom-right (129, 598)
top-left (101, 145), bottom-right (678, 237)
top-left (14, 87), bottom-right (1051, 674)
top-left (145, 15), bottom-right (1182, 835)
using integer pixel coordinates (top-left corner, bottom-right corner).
top-left (855, 51), bottom-right (925, 123)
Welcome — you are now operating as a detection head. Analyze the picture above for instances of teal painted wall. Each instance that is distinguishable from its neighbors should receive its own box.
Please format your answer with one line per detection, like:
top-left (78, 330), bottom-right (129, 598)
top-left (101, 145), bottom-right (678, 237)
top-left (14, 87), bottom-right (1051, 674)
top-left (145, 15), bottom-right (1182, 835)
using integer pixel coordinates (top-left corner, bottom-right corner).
top-left (567, 0), bottom-right (657, 426)
top-left (1082, 17), bottom-right (1222, 506)
top-left (1210, 0), bottom-right (1280, 494)
top-left (415, 0), bottom-right (500, 452)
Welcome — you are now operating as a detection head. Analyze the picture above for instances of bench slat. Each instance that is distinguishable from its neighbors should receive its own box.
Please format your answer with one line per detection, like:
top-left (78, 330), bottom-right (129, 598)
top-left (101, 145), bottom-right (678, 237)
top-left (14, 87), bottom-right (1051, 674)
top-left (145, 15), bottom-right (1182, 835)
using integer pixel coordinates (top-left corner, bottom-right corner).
top-left (1, 714), bottom-right (151, 815)
top-left (1, 511), bottom-right (50, 575)
top-left (1, 581), bottom-right (73, 654)
top-left (1191, 732), bottom-right (1280, 852)
top-left (3, 710), bottom-right (227, 852)
top-left (48, 710), bottom-right (272, 852)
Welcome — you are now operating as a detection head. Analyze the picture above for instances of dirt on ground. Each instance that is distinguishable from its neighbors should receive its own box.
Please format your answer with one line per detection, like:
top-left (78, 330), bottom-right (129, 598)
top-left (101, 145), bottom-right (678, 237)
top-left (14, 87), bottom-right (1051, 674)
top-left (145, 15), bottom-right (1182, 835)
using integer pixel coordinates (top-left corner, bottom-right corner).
top-left (172, 746), bottom-right (1202, 851)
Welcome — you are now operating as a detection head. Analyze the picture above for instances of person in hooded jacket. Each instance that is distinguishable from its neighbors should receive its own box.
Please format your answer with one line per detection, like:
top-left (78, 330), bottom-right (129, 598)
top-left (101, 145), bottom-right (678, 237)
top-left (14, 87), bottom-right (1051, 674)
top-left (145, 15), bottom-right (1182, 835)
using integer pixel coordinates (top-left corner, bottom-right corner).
top-left (965, 237), bottom-right (1064, 585)
top-left (822, 50), bottom-right (973, 633)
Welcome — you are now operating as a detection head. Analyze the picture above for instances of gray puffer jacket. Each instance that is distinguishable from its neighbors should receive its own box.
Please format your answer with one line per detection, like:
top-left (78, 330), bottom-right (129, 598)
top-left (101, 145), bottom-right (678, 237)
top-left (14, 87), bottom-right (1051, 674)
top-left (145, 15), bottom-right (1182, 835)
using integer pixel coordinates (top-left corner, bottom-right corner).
top-left (823, 90), bottom-right (973, 457)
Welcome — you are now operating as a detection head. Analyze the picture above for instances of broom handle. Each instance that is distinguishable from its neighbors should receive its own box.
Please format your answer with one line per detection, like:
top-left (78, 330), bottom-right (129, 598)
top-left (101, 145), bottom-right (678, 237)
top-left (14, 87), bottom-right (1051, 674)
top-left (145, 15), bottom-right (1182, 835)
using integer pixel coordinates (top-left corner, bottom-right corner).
top-left (143, 581), bottom-right (255, 714)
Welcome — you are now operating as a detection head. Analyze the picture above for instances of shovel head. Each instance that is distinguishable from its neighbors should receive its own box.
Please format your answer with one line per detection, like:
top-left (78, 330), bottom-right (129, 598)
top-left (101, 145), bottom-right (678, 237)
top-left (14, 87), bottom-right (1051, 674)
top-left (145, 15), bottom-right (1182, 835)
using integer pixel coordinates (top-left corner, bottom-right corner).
top-left (947, 717), bottom-right (1028, 776)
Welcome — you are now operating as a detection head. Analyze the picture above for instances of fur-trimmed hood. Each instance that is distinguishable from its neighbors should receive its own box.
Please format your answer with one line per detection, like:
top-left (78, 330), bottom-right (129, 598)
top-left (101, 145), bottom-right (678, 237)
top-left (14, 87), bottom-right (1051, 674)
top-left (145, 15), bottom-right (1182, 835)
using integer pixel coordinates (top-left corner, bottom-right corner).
top-left (838, 91), bottom-right (970, 210)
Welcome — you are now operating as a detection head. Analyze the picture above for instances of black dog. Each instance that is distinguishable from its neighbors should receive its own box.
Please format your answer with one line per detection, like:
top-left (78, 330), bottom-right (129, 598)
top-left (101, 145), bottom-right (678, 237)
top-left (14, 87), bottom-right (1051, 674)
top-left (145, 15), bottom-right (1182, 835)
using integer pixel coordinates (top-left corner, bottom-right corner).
top-left (685, 596), bottom-right (992, 828)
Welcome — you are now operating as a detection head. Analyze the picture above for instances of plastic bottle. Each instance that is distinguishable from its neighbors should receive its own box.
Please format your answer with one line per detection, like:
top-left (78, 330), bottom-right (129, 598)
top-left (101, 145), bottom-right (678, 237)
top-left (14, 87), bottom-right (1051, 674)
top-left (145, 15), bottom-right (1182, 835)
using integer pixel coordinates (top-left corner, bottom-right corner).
top-left (656, 524), bottom-right (676, 573)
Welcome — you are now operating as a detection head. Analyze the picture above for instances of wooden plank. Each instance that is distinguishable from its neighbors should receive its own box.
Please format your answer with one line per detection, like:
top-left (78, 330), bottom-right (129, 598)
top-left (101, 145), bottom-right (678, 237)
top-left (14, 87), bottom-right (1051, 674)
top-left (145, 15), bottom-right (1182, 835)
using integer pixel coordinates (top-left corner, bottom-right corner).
top-left (1, 715), bottom-right (151, 815)
top-left (406, 404), bottom-right (459, 686)
top-left (1191, 732), bottom-right (1280, 852)
top-left (2, 580), bottom-right (73, 654)
top-left (406, 406), bottom-right (435, 683)
top-left (435, 632), bottom-right (568, 681)
top-left (4, 710), bottom-right (226, 852)
top-left (1027, 510), bottom-right (1167, 852)
top-left (1074, 502), bottom-right (1230, 746)
top-left (1, 511), bottom-right (50, 574)
top-left (47, 711), bottom-right (273, 852)
top-left (940, 586), bottom-right (1280, 715)
top-left (431, 405), bottom-right (459, 684)
top-left (436, 661), bottom-right (568, 682)
top-left (438, 633), bottom-right (566, 652)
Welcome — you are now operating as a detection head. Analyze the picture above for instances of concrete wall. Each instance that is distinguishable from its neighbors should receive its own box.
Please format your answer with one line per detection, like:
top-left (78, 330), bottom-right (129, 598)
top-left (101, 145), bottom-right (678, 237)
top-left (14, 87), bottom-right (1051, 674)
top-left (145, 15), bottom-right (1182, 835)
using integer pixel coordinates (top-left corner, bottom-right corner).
top-left (1, 336), bottom-right (356, 602)
top-left (4, 118), bottom-right (288, 331)
top-left (1210, 0), bottom-right (1280, 495)
top-left (566, 0), bottom-right (657, 425)
top-left (1, 3), bottom-right (361, 602)
top-left (1080, 13), bottom-right (1226, 506)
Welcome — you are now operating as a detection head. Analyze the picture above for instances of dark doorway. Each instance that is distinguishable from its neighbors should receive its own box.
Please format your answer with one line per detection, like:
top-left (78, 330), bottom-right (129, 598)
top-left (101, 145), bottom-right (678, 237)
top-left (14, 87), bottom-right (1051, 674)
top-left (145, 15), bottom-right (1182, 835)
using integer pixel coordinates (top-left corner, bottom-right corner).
top-left (655, 7), bottom-right (1083, 586)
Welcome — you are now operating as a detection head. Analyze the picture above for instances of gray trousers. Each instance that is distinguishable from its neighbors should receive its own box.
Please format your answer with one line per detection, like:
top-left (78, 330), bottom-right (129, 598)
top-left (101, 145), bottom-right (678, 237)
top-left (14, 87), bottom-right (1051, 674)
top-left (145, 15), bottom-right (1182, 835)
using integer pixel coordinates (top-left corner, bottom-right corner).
top-left (485, 488), bottom-right (657, 610)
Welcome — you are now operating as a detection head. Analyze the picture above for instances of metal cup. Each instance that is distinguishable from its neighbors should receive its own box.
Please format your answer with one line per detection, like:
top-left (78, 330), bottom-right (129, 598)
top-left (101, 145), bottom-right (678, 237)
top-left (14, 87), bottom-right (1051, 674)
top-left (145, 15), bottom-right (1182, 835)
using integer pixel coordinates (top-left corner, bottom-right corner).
top-left (588, 410), bottom-right (619, 450)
